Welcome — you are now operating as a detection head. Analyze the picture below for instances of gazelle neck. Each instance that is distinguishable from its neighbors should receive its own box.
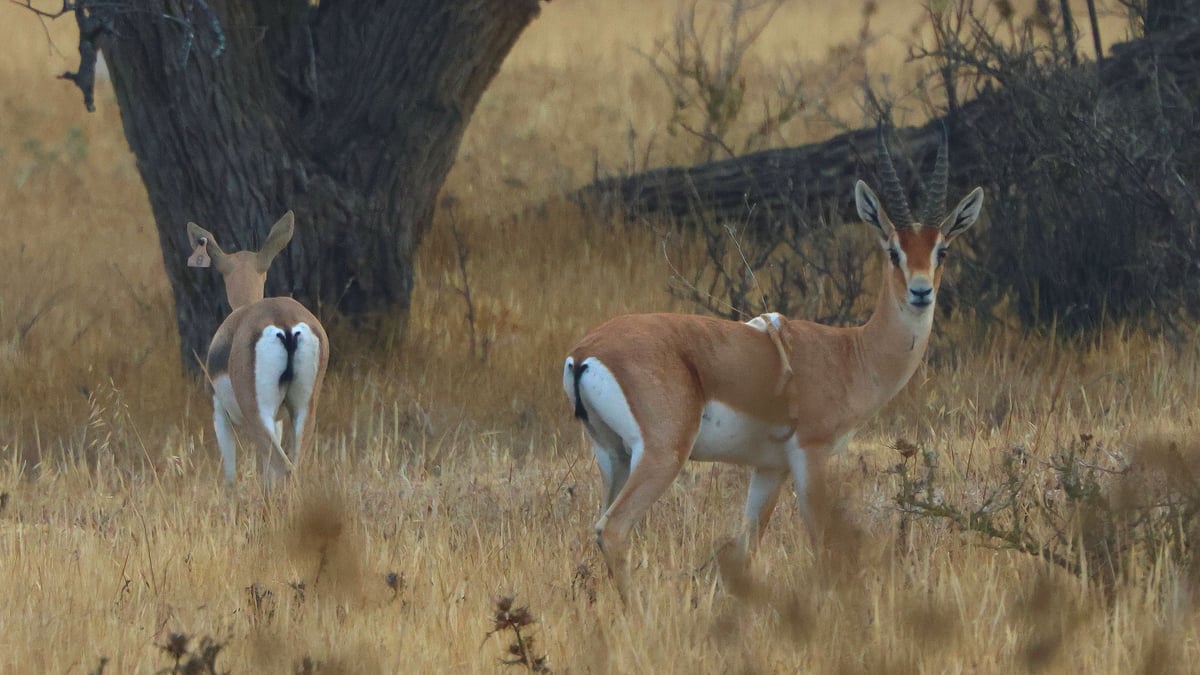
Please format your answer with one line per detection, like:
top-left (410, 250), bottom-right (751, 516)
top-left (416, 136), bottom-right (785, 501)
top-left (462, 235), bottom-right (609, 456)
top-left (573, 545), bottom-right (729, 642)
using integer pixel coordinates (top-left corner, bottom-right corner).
top-left (220, 260), bottom-right (268, 310)
top-left (858, 257), bottom-right (934, 399)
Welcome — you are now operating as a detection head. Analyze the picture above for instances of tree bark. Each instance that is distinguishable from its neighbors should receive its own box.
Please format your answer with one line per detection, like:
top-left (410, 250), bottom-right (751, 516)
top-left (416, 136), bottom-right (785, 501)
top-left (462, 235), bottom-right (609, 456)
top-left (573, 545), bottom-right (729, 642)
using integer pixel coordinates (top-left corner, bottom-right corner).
top-left (90, 0), bottom-right (542, 372)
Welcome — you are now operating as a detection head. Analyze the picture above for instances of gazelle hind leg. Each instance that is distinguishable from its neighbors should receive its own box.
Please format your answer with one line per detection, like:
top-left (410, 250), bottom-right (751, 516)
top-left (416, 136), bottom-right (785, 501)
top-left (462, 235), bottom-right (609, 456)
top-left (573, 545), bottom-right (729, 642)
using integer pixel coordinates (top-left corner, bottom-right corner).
top-left (595, 440), bottom-right (690, 604)
top-left (285, 322), bottom-right (322, 467)
top-left (213, 400), bottom-right (238, 489)
top-left (598, 445), bottom-right (632, 512)
top-left (255, 390), bottom-right (290, 491)
top-left (256, 410), bottom-right (290, 491)
top-left (572, 355), bottom-right (699, 601)
top-left (253, 326), bottom-right (294, 490)
top-left (584, 417), bottom-right (632, 513)
top-left (287, 403), bottom-right (309, 467)
top-left (571, 357), bottom-right (641, 514)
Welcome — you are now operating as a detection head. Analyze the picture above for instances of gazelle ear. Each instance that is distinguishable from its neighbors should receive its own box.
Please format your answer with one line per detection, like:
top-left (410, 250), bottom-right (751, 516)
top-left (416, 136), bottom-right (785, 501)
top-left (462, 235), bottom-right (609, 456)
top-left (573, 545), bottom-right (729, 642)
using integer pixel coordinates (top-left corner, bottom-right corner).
top-left (855, 180), bottom-right (895, 244)
top-left (939, 187), bottom-right (985, 241)
top-left (186, 221), bottom-right (229, 272)
top-left (256, 211), bottom-right (295, 273)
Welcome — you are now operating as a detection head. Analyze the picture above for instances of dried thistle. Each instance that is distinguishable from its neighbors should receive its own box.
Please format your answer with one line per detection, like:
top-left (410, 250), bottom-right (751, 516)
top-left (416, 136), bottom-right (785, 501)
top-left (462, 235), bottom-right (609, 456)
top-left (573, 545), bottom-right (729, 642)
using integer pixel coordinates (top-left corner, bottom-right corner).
top-left (385, 571), bottom-right (405, 595)
top-left (892, 438), bottom-right (919, 460)
top-left (571, 563), bottom-right (597, 605)
top-left (246, 583), bottom-right (277, 624)
top-left (154, 634), bottom-right (227, 674)
top-left (160, 632), bottom-right (189, 663)
top-left (487, 595), bottom-right (550, 673)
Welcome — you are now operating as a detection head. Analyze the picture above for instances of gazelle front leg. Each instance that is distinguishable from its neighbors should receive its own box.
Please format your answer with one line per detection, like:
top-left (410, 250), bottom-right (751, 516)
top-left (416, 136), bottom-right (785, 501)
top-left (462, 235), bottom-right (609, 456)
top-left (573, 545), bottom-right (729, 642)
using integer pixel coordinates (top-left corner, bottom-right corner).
top-left (786, 441), bottom-right (831, 541)
top-left (737, 466), bottom-right (789, 560)
top-left (786, 444), bottom-right (814, 535)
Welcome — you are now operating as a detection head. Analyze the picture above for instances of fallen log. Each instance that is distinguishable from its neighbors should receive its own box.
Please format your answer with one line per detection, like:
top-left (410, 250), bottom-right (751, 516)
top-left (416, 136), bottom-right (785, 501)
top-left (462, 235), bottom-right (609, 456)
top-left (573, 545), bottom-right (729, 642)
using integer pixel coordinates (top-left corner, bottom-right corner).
top-left (572, 25), bottom-right (1200, 236)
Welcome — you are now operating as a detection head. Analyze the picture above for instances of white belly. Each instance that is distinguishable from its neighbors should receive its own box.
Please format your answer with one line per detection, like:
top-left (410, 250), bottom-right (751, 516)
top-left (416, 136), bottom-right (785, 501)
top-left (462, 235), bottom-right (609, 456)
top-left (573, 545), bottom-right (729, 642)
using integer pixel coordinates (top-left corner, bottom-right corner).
top-left (689, 401), bottom-right (791, 469)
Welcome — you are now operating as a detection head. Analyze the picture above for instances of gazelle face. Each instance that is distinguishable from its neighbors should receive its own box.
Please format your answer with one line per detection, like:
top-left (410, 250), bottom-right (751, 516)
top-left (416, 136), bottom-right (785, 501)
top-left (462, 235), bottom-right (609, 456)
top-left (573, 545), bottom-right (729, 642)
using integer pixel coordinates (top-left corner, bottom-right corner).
top-left (855, 180), bottom-right (985, 314)
top-left (886, 225), bottom-right (947, 311)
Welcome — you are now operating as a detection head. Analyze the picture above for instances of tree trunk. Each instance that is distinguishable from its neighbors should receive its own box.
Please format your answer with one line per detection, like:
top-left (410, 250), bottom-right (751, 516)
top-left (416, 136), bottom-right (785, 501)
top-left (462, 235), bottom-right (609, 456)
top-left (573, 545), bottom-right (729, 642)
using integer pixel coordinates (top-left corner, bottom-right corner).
top-left (92, 0), bottom-right (542, 372)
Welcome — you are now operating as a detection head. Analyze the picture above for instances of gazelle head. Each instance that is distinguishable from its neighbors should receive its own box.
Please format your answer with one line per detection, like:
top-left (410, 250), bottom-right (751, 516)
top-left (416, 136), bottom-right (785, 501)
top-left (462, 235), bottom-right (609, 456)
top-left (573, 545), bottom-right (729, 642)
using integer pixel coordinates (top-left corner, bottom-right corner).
top-left (187, 211), bottom-right (296, 310)
top-left (854, 129), bottom-right (985, 314)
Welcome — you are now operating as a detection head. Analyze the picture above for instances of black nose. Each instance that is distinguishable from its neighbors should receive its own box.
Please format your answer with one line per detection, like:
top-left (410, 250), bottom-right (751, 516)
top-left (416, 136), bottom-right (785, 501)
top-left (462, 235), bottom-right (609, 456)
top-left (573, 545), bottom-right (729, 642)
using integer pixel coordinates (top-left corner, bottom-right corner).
top-left (911, 287), bottom-right (932, 299)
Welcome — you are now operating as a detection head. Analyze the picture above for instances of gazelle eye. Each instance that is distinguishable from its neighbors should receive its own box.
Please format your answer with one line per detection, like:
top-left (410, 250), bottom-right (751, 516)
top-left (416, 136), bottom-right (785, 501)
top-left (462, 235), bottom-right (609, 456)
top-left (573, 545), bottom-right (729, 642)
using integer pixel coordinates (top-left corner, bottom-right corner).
top-left (937, 248), bottom-right (949, 262)
top-left (888, 248), bottom-right (900, 267)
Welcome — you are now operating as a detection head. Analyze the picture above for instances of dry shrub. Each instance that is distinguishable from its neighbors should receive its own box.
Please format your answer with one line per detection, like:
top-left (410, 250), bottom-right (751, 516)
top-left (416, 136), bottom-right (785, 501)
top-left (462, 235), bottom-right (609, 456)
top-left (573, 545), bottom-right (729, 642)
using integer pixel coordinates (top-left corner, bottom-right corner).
top-left (663, 200), bottom-right (874, 324)
top-left (895, 431), bottom-right (1200, 607)
top-left (920, 0), bottom-right (1200, 335)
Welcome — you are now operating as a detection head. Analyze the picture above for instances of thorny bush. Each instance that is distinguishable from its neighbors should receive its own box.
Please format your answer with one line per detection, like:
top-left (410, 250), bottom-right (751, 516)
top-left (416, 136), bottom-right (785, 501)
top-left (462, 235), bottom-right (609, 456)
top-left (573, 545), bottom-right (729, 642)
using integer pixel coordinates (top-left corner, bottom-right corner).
top-left (893, 433), bottom-right (1200, 592)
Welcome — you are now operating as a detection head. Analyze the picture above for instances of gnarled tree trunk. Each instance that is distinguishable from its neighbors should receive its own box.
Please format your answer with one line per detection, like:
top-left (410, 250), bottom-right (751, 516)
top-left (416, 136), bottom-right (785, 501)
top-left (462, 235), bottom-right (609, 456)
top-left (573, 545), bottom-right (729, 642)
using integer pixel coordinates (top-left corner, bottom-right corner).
top-left (87, 0), bottom-right (542, 372)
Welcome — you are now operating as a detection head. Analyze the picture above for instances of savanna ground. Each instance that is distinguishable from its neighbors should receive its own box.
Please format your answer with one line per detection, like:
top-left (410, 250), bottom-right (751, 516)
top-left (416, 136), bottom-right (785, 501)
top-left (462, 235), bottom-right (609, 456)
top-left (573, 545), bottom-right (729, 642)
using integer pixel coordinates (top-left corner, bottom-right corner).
top-left (1, 1), bottom-right (1196, 672)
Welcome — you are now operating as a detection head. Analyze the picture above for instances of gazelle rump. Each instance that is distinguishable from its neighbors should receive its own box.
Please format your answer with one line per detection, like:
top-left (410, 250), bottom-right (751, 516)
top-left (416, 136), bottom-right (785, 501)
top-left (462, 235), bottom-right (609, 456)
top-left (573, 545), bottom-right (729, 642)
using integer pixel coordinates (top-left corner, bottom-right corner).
top-left (186, 212), bottom-right (329, 490)
top-left (562, 134), bottom-right (985, 600)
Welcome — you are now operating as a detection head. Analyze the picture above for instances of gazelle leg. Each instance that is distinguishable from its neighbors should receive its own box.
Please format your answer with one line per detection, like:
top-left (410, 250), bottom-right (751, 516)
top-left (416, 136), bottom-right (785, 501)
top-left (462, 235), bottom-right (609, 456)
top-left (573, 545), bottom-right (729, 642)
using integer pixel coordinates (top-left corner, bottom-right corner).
top-left (593, 445), bottom-right (632, 514)
top-left (288, 402), bottom-right (310, 468)
top-left (587, 422), bottom-right (632, 514)
top-left (595, 440), bottom-right (690, 604)
top-left (786, 444), bottom-right (815, 536)
top-left (786, 443), bottom-right (829, 540)
top-left (213, 400), bottom-right (238, 490)
top-left (738, 467), bottom-right (789, 559)
top-left (285, 326), bottom-right (323, 469)
top-left (257, 408), bottom-right (291, 492)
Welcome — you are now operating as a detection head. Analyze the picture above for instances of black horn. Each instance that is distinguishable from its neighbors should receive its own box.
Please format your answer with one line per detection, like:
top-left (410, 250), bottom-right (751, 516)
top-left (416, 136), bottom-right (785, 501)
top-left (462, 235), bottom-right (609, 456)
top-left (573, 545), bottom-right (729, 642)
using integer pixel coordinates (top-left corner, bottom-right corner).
top-left (921, 124), bottom-right (949, 226)
top-left (876, 125), bottom-right (913, 228)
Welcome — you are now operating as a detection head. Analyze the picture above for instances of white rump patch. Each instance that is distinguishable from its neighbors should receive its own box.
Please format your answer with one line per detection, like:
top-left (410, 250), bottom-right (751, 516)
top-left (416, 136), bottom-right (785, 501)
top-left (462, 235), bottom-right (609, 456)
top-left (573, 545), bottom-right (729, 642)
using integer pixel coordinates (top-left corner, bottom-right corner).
top-left (285, 322), bottom-right (321, 458)
top-left (572, 357), bottom-right (645, 470)
top-left (254, 326), bottom-right (291, 436)
top-left (286, 322), bottom-right (321, 406)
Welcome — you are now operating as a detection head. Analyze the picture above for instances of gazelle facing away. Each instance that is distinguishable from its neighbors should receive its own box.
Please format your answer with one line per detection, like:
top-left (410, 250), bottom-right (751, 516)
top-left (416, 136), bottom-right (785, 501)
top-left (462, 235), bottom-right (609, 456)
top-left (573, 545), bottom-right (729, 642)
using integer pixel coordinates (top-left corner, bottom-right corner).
top-left (186, 212), bottom-right (329, 490)
top-left (562, 132), bottom-right (985, 600)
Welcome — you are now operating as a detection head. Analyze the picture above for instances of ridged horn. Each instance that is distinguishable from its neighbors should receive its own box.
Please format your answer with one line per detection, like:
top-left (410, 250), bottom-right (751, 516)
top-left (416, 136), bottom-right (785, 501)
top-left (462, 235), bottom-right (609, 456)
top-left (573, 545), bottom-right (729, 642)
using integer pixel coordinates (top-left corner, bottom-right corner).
top-left (876, 124), bottom-right (913, 229)
top-left (920, 124), bottom-right (949, 226)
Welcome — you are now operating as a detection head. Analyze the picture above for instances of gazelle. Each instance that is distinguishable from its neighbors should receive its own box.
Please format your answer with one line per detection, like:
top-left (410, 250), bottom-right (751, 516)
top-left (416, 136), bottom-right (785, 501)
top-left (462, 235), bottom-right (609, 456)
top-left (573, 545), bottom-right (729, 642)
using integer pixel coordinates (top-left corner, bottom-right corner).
top-left (562, 132), bottom-right (985, 599)
top-left (186, 211), bottom-right (329, 490)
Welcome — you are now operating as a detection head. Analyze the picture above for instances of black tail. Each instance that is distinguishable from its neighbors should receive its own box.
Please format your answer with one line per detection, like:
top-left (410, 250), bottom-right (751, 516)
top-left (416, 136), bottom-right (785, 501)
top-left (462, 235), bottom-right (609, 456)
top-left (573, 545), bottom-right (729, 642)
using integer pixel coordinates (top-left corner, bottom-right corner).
top-left (571, 361), bottom-right (589, 422)
top-left (276, 330), bottom-right (299, 384)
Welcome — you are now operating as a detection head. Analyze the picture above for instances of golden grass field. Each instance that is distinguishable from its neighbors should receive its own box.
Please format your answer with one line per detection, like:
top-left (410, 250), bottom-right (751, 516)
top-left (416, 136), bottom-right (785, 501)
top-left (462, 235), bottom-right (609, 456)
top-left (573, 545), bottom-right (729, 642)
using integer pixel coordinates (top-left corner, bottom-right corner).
top-left (1, 1), bottom-right (1192, 672)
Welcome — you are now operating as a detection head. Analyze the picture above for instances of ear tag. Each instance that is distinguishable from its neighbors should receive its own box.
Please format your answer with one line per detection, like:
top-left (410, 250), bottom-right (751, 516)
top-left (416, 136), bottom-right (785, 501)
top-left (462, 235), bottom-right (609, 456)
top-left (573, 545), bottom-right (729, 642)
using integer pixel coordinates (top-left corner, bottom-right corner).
top-left (188, 238), bottom-right (212, 268)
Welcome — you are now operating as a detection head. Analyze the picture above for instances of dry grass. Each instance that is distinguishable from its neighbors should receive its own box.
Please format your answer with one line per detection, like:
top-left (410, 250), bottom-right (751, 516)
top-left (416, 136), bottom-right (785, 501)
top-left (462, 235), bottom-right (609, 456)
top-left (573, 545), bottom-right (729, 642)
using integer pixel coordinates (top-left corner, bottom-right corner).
top-left (0, 1), bottom-right (1186, 672)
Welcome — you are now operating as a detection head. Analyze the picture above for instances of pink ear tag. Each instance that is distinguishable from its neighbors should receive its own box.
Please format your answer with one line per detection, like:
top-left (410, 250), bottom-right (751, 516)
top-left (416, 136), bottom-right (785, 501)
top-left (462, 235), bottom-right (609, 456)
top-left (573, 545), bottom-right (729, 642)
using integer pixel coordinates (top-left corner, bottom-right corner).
top-left (188, 238), bottom-right (212, 268)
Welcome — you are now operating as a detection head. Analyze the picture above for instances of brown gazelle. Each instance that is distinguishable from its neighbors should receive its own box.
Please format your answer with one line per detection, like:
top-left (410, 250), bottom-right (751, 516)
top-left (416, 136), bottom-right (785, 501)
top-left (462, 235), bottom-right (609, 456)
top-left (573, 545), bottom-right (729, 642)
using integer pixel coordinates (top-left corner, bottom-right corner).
top-left (563, 131), bottom-right (985, 600)
top-left (186, 212), bottom-right (329, 490)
